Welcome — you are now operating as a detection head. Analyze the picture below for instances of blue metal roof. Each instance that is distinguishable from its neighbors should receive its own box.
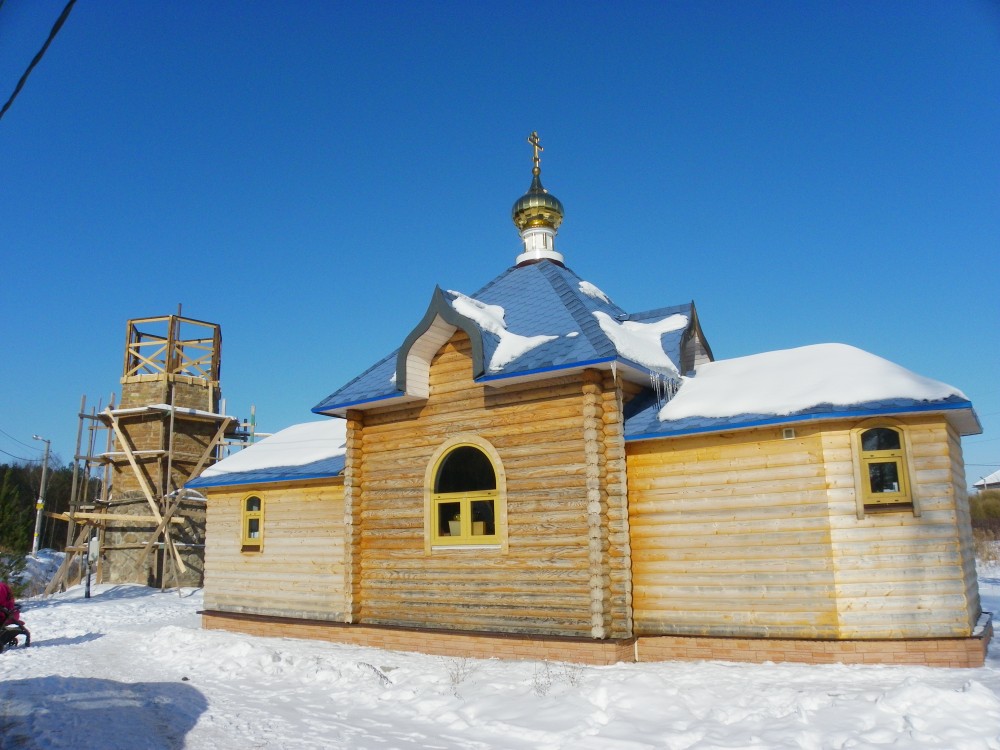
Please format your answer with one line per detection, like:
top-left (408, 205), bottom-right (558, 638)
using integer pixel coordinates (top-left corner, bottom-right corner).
top-left (624, 393), bottom-right (976, 442)
top-left (313, 260), bottom-right (702, 415)
top-left (187, 454), bottom-right (346, 489)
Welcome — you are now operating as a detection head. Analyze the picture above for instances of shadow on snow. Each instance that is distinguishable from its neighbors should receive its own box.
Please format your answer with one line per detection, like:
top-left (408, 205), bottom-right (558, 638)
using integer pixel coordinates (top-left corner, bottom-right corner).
top-left (20, 633), bottom-right (104, 649)
top-left (0, 676), bottom-right (206, 749)
top-left (22, 585), bottom-right (202, 612)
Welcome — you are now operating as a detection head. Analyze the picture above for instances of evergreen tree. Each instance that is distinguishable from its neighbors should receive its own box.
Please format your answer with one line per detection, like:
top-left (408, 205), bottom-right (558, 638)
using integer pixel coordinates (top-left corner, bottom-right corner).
top-left (0, 467), bottom-right (32, 553)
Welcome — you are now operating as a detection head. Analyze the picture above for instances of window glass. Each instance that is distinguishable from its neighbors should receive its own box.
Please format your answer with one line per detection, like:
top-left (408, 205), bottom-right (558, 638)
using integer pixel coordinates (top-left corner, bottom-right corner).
top-left (435, 446), bottom-right (496, 492)
top-left (437, 501), bottom-right (462, 537)
top-left (867, 461), bottom-right (901, 494)
top-left (861, 428), bottom-right (901, 452)
top-left (471, 499), bottom-right (495, 535)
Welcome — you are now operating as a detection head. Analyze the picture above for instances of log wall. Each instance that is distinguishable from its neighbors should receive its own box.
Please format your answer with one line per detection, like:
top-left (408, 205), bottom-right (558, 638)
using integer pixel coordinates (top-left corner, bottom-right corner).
top-left (628, 416), bottom-right (980, 640)
top-left (629, 425), bottom-right (839, 638)
top-left (354, 331), bottom-right (630, 637)
top-left (826, 418), bottom-right (980, 638)
top-left (203, 478), bottom-right (348, 621)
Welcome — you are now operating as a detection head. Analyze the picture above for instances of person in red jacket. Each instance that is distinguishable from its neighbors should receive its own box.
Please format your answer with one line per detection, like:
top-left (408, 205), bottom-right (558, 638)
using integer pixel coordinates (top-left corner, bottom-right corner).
top-left (0, 581), bottom-right (22, 625)
top-left (0, 580), bottom-right (29, 650)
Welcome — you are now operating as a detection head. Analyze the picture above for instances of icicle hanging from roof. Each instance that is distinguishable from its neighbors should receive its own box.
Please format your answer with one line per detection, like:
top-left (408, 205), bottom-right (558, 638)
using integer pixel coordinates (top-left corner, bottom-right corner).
top-left (650, 371), bottom-right (679, 410)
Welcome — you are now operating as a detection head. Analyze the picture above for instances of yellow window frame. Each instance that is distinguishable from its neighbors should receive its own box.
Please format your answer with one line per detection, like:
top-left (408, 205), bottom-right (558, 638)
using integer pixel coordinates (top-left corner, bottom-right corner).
top-left (424, 435), bottom-right (507, 553)
top-left (851, 422), bottom-right (916, 517)
top-left (430, 489), bottom-right (500, 546)
top-left (241, 494), bottom-right (264, 551)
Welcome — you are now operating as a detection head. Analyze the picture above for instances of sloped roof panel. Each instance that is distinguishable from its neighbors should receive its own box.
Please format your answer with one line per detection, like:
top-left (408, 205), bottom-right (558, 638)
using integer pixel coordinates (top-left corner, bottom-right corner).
top-left (312, 259), bottom-right (698, 414)
top-left (187, 454), bottom-right (346, 488)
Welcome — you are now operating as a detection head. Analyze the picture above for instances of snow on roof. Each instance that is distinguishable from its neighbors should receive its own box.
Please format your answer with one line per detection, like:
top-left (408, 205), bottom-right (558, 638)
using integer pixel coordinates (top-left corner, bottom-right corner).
top-left (313, 261), bottom-right (702, 416)
top-left (193, 419), bottom-right (347, 483)
top-left (578, 280), bottom-right (611, 304)
top-left (975, 469), bottom-right (1000, 487)
top-left (593, 311), bottom-right (686, 376)
top-left (449, 290), bottom-right (558, 371)
top-left (659, 343), bottom-right (966, 421)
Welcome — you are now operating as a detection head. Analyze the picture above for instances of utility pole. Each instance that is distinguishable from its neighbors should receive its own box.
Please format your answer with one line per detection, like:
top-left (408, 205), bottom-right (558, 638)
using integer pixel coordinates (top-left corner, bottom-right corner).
top-left (31, 435), bottom-right (51, 556)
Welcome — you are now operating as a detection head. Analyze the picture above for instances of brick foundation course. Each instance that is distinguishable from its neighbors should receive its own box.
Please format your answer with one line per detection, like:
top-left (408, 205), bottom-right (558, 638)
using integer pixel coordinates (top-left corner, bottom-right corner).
top-left (202, 611), bottom-right (992, 668)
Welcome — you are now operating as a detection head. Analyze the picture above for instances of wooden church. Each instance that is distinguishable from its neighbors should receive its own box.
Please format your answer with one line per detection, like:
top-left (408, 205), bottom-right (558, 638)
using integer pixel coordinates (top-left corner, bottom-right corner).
top-left (189, 135), bottom-right (990, 667)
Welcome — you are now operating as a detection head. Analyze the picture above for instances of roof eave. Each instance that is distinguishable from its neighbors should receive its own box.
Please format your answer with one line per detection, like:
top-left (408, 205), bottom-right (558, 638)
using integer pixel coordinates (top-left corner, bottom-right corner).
top-left (311, 390), bottom-right (422, 417)
top-left (187, 470), bottom-right (344, 490)
top-left (475, 355), bottom-right (669, 389)
top-left (625, 399), bottom-right (980, 443)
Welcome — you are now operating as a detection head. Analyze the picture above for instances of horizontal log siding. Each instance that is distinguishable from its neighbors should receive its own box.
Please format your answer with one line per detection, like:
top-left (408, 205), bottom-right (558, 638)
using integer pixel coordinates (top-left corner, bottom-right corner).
top-left (628, 416), bottom-right (979, 641)
top-left (204, 480), bottom-right (348, 621)
top-left (949, 424), bottom-right (982, 627)
top-left (628, 426), bottom-right (840, 638)
top-left (358, 332), bottom-right (600, 637)
top-left (827, 417), bottom-right (979, 638)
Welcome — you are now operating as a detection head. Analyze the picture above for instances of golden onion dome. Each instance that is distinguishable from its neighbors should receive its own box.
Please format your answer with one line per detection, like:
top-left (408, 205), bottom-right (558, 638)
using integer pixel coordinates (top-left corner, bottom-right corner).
top-left (511, 170), bottom-right (564, 231)
top-left (512, 131), bottom-right (564, 231)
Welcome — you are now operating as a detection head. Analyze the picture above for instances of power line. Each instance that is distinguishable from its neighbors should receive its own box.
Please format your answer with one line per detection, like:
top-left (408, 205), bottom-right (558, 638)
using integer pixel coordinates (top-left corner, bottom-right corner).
top-left (0, 426), bottom-right (40, 451)
top-left (0, 0), bottom-right (77, 122)
top-left (0, 446), bottom-right (38, 462)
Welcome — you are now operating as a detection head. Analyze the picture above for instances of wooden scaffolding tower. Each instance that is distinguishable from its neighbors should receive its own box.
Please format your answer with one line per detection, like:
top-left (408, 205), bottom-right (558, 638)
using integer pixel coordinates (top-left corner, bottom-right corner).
top-left (47, 314), bottom-right (239, 593)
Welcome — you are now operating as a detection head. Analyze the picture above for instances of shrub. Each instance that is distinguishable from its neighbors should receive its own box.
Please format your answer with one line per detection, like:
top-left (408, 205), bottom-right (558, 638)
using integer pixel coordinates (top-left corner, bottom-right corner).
top-left (973, 528), bottom-right (1000, 566)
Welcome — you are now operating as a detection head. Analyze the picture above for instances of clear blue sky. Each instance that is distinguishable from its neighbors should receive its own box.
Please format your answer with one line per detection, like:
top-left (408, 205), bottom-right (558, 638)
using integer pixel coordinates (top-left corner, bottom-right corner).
top-left (2, 1), bottom-right (998, 485)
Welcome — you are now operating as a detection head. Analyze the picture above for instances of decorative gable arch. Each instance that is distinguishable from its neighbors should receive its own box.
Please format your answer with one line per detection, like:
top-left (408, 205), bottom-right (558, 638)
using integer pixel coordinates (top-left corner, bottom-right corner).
top-left (396, 287), bottom-right (486, 398)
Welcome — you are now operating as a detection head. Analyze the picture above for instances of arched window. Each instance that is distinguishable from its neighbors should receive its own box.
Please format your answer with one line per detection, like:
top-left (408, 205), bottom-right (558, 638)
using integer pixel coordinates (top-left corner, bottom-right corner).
top-left (242, 495), bottom-right (264, 550)
top-left (858, 426), bottom-right (910, 506)
top-left (428, 442), bottom-right (502, 547)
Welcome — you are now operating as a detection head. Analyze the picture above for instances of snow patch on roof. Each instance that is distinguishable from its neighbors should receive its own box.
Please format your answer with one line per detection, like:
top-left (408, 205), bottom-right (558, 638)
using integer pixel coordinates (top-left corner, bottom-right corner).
top-left (579, 280), bottom-right (611, 304)
top-left (593, 311), bottom-right (686, 375)
top-left (449, 290), bottom-right (558, 371)
top-left (198, 419), bottom-right (347, 477)
top-left (975, 469), bottom-right (1000, 487)
top-left (660, 343), bottom-right (966, 421)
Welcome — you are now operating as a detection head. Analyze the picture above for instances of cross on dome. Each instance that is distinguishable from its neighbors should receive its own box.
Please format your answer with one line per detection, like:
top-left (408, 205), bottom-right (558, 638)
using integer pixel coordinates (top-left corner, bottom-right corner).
top-left (511, 132), bottom-right (566, 266)
top-left (527, 131), bottom-right (543, 174)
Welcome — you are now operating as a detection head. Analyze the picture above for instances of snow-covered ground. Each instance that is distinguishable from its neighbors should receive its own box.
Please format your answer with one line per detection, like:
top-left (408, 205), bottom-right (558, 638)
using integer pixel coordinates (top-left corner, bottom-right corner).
top-left (2, 559), bottom-right (999, 749)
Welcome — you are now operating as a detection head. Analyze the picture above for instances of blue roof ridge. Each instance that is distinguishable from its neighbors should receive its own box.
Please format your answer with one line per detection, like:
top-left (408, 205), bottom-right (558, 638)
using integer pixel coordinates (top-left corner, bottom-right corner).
top-left (468, 263), bottom-right (520, 298)
top-left (535, 262), bottom-right (623, 359)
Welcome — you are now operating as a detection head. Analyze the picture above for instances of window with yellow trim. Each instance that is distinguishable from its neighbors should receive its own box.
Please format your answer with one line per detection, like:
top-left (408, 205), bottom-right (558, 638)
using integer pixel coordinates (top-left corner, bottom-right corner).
top-left (858, 427), bottom-right (911, 506)
top-left (431, 445), bottom-right (499, 546)
top-left (242, 495), bottom-right (263, 550)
